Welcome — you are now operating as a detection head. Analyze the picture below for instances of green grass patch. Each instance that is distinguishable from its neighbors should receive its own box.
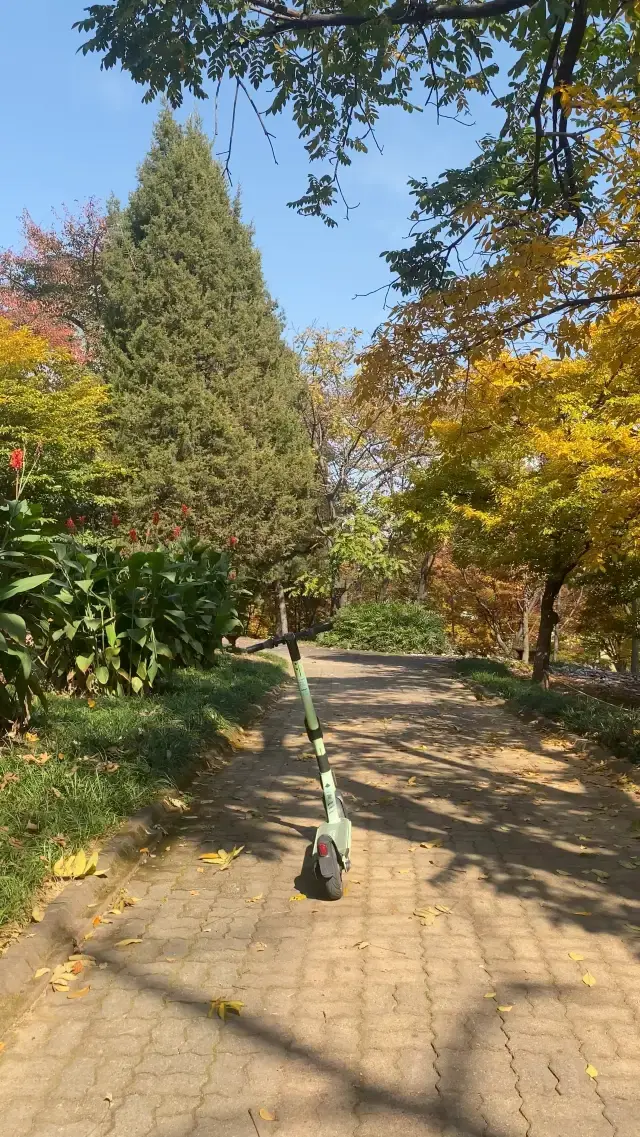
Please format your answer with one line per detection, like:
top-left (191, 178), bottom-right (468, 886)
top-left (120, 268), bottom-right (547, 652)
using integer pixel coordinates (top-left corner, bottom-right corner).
top-left (454, 657), bottom-right (640, 764)
top-left (0, 655), bottom-right (286, 929)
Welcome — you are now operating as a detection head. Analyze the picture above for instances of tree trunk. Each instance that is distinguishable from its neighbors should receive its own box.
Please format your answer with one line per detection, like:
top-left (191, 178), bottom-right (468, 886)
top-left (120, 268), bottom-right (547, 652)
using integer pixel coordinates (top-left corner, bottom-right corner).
top-left (631, 597), bottom-right (640, 676)
top-left (275, 580), bottom-right (288, 635)
top-left (417, 551), bottom-right (436, 601)
top-left (521, 607), bottom-right (530, 665)
top-left (532, 575), bottom-right (564, 685)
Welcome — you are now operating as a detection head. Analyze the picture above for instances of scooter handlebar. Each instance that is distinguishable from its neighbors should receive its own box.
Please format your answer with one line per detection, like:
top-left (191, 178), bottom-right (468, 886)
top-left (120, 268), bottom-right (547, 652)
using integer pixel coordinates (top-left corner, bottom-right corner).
top-left (240, 620), bottom-right (333, 654)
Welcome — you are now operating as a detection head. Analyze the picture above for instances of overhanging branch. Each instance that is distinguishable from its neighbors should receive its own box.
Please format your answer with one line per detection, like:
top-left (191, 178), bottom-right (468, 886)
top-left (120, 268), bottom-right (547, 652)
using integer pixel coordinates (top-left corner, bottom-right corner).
top-left (259, 0), bottom-right (536, 36)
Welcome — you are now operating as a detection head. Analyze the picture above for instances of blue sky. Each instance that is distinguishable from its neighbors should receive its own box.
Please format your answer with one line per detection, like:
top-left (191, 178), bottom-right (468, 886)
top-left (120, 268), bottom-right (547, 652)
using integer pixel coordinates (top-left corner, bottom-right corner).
top-left (0, 1), bottom-right (501, 341)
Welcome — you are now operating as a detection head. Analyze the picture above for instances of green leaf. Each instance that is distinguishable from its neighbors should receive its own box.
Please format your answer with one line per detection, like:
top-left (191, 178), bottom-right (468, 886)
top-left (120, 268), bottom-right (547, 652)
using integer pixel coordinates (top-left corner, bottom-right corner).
top-left (0, 573), bottom-right (52, 601)
top-left (95, 665), bottom-right (110, 685)
top-left (0, 612), bottom-right (27, 644)
top-left (131, 676), bottom-right (144, 694)
top-left (75, 653), bottom-right (95, 673)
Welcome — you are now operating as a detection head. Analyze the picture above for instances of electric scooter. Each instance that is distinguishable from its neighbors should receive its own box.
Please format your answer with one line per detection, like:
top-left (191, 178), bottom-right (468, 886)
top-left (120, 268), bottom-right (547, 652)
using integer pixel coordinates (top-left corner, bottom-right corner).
top-left (242, 622), bottom-right (351, 899)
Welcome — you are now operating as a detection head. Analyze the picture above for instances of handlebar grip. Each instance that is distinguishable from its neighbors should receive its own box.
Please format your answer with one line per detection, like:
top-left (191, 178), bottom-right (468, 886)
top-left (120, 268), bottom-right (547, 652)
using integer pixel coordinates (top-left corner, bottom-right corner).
top-left (244, 638), bottom-right (275, 654)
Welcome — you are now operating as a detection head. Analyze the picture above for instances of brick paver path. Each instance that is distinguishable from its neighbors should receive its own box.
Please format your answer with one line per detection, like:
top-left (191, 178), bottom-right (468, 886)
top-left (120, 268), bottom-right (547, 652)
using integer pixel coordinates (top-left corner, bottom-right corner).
top-left (2, 647), bottom-right (640, 1137)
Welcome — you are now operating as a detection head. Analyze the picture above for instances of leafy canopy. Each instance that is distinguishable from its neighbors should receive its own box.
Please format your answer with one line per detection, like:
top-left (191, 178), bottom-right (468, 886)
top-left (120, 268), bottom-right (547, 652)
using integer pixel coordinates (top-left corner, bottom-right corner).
top-left (74, 2), bottom-right (640, 224)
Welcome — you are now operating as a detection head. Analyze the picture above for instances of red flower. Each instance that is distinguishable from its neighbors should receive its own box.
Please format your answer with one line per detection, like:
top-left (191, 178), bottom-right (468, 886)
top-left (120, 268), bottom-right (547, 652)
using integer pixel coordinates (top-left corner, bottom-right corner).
top-left (180, 503), bottom-right (190, 517)
top-left (77, 515), bottom-right (86, 525)
top-left (111, 513), bottom-right (120, 527)
top-left (65, 517), bottom-right (76, 531)
top-left (129, 528), bottom-right (138, 543)
top-left (9, 448), bottom-right (24, 471)
top-left (228, 569), bottom-right (237, 580)
top-left (171, 525), bottom-right (182, 540)
top-left (228, 535), bottom-right (238, 548)
top-left (152, 511), bottom-right (160, 525)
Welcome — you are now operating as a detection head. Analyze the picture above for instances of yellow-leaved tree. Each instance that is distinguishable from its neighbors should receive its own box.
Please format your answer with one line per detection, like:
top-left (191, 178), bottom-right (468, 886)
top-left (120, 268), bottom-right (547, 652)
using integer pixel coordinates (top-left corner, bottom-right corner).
top-left (384, 306), bottom-right (640, 681)
top-left (0, 318), bottom-right (117, 516)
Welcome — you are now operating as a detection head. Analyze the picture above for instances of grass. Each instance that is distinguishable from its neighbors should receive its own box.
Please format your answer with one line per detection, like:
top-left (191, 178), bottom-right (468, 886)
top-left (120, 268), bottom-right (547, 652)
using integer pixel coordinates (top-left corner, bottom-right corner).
top-left (454, 657), bottom-right (640, 764)
top-left (0, 655), bottom-right (286, 930)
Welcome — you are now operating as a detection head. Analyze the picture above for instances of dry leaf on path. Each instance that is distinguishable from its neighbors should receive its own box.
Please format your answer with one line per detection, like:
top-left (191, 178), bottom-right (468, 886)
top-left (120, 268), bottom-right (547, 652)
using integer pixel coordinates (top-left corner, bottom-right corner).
top-left (497, 1005), bottom-right (513, 1012)
top-left (586, 1064), bottom-right (598, 1079)
top-left (289, 893), bottom-right (306, 902)
top-left (199, 846), bottom-right (244, 869)
top-left (67, 986), bottom-right (90, 1000)
top-left (354, 941), bottom-right (370, 950)
top-left (573, 909), bottom-right (592, 916)
top-left (484, 992), bottom-right (497, 998)
top-left (568, 951), bottom-right (584, 961)
top-left (407, 776), bottom-right (417, 786)
top-left (255, 943), bottom-right (267, 951)
top-left (0, 1042), bottom-right (5, 1053)
top-left (582, 972), bottom-right (597, 986)
top-left (34, 968), bottom-right (50, 979)
top-left (259, 1108), bottom-right (276, 1122)
top-left (420, 839), bottom-right (444, 849)
top-left (52, 849), bottom-right (105, 880)
top-left (115, 938), bottom-right (142, 948)
top-left (31, 907), bottom-right (44, 923)
top-left (208, 997), bottom-right (243, 1021)
top-left (245, 894), bottom-right (264, 904)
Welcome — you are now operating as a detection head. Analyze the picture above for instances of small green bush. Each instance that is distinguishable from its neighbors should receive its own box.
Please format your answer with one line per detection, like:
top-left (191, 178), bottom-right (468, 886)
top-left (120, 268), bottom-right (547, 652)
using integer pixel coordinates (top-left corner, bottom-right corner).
top-left (453, 657), bottom-right (640, 763)
top-left (319, 601), bottom-right (449, 654)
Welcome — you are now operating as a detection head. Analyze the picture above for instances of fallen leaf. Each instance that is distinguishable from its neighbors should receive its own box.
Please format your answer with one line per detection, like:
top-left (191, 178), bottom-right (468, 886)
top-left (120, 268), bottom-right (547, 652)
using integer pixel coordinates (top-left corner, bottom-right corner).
top-left (497, 1005), bottom-right (513, 1012)
top-left (52, 848), bottom-right (102, 880)
top-left (31, 906), bottom-right (44, 923)
top-left (0, 1042), bottom-right (5, 1053)
top-left (407, 776), bottom-right (417, 786)
top-left (585, 1063), bottom-right (598, 1079)
top-left (582, 972), bottom-right (597, 986)
top-left (245, 894), bottom-right (264, 904)
top-left (34, 967), bottom-right (50, 979)
top-left (189, 890), bottom-right (200, 896)
top-left (483, 992), bottom-right (497, 998)
top-left (67, 985), bottom-right (90, 1000)
top-left (434, 903), bottom-right (452, 913)
top-left (420, 839), bottom-right (444, 849)
top-left (115, 938), bottom-right (142, 948)
top-left (573, 909), bottom-right (592, 916)
top-left (619, 860), bottom-right (635, 870)
top-left (87, 699), bottom-right (96, 708)
top-left (0, 772), bottom-right (19, 792)
top-left (354, 940), bottom-right (370, 950)
top-left (289, 893), bottom-right (306, 902)
top-left (208, 997), bottom-right (244, 1021)
top-left (165, 956), bottom-right (177, 962)
top-left (24, 731), bottom-right (38, 742)
top-left (139, 847), bottom-right (149, 854)
top-left (259, 1108), bottom-right (276, 1122)
top-left (104, 1093), bottom-right (113, 1106)
top-left (624, 922), bottom-right (640, 932)
top-left (199, 846), bottom-right (244, 869)
top-left (568, 951), bottom-right (584, 961)
top-left (255, 942), bottom-right (267, 951)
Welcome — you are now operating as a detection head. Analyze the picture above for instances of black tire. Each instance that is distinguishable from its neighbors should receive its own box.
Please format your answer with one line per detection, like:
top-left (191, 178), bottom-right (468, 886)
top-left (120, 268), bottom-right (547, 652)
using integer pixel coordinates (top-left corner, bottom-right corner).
top-left (324, 870), bottom-right (343, 900)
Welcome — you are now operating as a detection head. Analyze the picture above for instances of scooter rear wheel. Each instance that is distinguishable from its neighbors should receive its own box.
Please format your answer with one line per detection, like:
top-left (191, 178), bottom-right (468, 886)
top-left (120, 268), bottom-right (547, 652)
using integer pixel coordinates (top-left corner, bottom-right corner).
top-left (324, 869), bottom-right (343, 900)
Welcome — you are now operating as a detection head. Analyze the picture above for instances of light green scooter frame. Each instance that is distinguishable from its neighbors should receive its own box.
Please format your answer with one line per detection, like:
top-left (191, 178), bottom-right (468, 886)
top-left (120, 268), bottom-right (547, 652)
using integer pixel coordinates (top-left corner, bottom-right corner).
top-left (243, 622), bottom-right (351, 899)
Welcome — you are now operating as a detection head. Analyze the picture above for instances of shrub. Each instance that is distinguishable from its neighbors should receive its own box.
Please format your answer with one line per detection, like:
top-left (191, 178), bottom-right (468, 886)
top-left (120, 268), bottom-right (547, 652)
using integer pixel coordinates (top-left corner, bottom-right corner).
top-left (319, 601), bottom-right (449, 654)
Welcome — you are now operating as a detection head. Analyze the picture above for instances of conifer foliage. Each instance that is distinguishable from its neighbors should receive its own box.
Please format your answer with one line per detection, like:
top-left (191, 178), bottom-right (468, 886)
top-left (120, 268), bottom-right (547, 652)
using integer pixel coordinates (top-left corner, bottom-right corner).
top-left (101, 110), bottom-right (315, 567)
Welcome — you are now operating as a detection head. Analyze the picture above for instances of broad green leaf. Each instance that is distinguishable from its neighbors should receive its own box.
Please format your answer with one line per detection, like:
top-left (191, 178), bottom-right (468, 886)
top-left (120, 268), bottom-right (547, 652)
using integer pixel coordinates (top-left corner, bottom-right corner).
top-left (0, 612), bottom-right (27, 644)
top-left (0, 573), bottom-right (52, 601)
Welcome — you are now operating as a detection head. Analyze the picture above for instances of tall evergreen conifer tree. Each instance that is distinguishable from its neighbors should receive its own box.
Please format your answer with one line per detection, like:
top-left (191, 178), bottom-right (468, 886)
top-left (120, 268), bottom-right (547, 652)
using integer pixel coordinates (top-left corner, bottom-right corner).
top-left (101, 110), bottom-right (315, 566)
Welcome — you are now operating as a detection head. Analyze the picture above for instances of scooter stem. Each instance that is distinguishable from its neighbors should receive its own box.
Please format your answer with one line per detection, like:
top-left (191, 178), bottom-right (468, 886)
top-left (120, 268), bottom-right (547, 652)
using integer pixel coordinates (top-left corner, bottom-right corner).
top-left (285, 637), bottom-right (340, 824)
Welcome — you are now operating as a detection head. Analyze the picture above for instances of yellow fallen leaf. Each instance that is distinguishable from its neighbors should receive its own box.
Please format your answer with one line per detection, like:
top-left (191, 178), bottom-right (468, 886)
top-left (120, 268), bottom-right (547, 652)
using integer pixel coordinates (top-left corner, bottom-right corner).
top-left (115, 938), bottom-right (142, 948)
top-left (407, 776), bottom-right (417, 786)
top-left (568, 951), bottom-right (584, 961)
top-left (585, 1063), bottom-right (598, 1079)
top-left (87, 699), bottom-right (96, 708)
top-left (34, 968), bottom-right (50, 979)
top-left (255, 942), bottom-right (267, 951)
top-left (208, 997), bottom-right (244, 1021)
top-left (573, 909), bottom-right (592, 916)
top-left (497, 1005), bottom-right (513, 1012)
top-left (67, 986), bottom-right (90, 999)
top-left (289, 893), bottom-right (306, 902)
top-left (259, 1108), bottom-right (276, 1121)
top-left (434, 903), bottom-right (452, 913)
top-left (31, 906), bottom-right (44, 923)
top-left (420, 839), bottom-right (443, 849)
top-left (139, 847), bottom-right (149, 854)
top-left (582, 972), bottom-right (597, 986)
top-left (484, 992), bottom-right (497, 998)
top-left (245, 894), bottom-right (264, 904)
top-left (354, 941), bottom-right (370, 950)
top-left (0, 1041), bottom-right (5, 1053)
top-left (619, 860), bottom-right (635, 870)
top-left (199, 846), bottom-right (244, 869)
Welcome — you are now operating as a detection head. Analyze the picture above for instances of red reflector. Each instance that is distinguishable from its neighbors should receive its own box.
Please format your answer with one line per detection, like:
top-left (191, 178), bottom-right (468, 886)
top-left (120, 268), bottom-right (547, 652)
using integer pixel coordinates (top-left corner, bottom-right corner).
top-left (317, 841), bottom-right (329, 857)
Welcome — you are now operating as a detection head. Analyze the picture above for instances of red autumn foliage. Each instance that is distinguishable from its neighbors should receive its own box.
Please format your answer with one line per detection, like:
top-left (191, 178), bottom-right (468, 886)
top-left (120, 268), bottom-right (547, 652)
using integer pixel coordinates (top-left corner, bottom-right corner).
top-left (0, 201), bottom-right (106, 361)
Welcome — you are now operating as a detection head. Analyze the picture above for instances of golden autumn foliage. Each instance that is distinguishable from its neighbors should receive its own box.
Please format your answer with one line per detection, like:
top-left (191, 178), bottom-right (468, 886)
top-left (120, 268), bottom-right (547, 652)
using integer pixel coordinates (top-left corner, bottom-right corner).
top-left (0, 317), bottom-right (117, 513)
top-left (361, 91), bottom-right (640, 403)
